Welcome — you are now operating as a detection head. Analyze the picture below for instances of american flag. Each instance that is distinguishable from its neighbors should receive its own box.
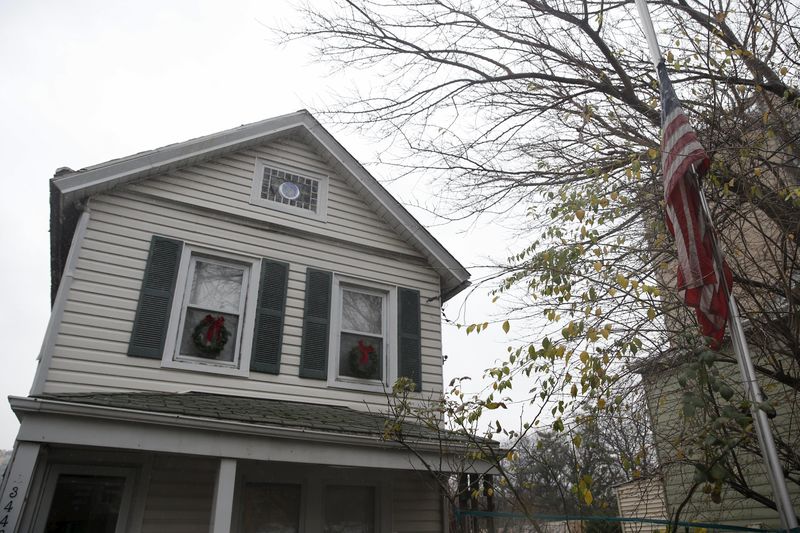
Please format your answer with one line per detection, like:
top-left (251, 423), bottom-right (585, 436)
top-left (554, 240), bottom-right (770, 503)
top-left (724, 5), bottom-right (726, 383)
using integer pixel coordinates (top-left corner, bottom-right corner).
top-left (659, 60), bottom-right (732, 348)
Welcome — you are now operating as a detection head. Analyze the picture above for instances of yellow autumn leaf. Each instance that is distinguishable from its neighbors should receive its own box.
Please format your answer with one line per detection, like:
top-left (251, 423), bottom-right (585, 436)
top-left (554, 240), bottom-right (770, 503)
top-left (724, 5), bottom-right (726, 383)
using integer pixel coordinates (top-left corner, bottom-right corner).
top-left (610, 191), bottom-right (619, 201)
top-left (571, 384), bottom-right (578, 397)
top-left (608, 288), bottom-right (617, 297)
top-left (780, 66), bottom-right (789, 76)
top-left (580, 351), bottom-right (589, 364)
top-left (616, 273), bottom-right (629, 289)
top-left (594, 261), bottom-right (602, 272)
top-left (575, 208), bottom-right (585, 221)
top-left (598, 398), bottom-right (606, 409)
top-left (648, 148), bottom-right (658, 159)
top-left (647, 307), bottom-right (656, 320)
top-left (584, 490), bottom-right (593, 505)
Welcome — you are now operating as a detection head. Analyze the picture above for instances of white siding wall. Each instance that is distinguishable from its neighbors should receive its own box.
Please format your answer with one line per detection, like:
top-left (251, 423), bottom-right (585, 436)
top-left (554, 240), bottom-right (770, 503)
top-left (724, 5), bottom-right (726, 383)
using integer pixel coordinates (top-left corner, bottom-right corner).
top-left (615, 478), bottom-right (667, 533)
top-left (42, 137), bottom-right (444, 411)
top-left (392, 470), bottom-right (443, 533)
top-left (139, 455), bottom-right (216, 533)
top-left (128, 136), bottom-right (419, 256)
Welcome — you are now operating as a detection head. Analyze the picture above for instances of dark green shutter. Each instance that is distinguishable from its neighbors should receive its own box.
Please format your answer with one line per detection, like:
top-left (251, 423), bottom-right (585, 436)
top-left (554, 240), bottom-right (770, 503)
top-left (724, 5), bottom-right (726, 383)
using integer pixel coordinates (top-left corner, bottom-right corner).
top-left (250, 259), bottom-right (289, 374)
top-left (128, 236), bottom-right (183, 359)
top-left (299, 269), bottom-right (332, 379)
top-left (398, 287), bottom-right (422, 391)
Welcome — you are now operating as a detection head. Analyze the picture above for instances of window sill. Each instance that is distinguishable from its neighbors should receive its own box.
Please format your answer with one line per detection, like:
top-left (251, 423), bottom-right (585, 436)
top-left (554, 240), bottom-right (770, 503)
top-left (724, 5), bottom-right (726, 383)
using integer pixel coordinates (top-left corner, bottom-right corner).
top-left (328, 377), bottom-right (390, 395)
top-left (162, 358), bottom-right (249, 378)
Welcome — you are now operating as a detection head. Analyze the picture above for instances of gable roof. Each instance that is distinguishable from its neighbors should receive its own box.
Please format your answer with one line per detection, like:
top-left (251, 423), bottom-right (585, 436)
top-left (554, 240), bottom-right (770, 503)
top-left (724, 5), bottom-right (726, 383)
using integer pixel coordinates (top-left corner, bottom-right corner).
top-left (49, 110), bottom-right (470, 302)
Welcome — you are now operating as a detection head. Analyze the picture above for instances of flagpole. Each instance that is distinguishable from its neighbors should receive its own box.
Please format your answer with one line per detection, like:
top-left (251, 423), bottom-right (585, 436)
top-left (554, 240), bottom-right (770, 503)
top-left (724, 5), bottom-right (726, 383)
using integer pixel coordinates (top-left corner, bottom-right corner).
top-left (633, 0), bottom-right (798, 529)
top-left (695, 176), bottom-right (798, 531)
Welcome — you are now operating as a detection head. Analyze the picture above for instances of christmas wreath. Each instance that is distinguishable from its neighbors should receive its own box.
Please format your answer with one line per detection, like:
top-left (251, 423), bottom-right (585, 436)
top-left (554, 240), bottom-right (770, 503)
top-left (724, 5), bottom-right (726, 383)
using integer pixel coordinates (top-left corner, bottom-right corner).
top-left (191, 314), bottom-right (230, 356)
top-left (349, 339), bottom-right (379, 379)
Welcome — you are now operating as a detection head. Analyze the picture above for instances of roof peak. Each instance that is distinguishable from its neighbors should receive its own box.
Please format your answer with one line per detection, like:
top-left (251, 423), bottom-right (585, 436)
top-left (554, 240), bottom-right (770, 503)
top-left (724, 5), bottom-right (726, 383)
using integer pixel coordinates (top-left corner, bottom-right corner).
top-left (49, 111), bottom-right (469, 301)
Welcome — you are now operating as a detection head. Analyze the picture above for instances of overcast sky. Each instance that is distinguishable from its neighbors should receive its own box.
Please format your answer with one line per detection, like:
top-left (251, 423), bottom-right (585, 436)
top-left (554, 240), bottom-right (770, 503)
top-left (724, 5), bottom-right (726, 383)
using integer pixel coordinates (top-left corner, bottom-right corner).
top-left (0, 0), bottom-right (523, 449)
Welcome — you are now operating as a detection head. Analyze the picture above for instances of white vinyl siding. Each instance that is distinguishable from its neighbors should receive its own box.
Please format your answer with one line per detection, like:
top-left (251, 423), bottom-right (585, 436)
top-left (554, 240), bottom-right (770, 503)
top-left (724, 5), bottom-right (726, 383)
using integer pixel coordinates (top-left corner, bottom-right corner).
top-left (614, 478), bottom-right (667, 533)
top-left (41, 139), bottom-right (444, 412)
top-left (392, 471), bottom-right (443, 533)
top-left (125, 136), bottom-right (421, 257)
top-left (644, 364), bottom-right (800, 530)
top-left (139, 455), bottom-right (216, 533)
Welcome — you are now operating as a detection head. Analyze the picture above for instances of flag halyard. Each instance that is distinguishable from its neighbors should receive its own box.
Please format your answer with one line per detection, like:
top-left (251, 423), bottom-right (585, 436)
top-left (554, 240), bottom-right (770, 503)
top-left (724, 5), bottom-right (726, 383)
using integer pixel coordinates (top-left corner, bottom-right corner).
top-left (658, 61), bottom-right (732, 348)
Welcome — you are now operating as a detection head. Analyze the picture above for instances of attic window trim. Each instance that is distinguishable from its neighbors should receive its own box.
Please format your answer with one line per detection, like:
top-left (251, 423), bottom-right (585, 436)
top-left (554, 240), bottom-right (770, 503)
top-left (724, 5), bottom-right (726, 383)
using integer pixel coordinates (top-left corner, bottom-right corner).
top-left (250, 159), bottom-right (329, 222)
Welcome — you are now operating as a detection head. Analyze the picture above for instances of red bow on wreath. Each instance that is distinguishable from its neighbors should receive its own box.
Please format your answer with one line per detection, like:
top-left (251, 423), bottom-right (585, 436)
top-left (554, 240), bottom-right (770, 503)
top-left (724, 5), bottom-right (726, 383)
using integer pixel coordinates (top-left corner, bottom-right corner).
top-left (203, 314), bottom-right (226, 344)
top-left (356, 339), bottom-right (375, 365)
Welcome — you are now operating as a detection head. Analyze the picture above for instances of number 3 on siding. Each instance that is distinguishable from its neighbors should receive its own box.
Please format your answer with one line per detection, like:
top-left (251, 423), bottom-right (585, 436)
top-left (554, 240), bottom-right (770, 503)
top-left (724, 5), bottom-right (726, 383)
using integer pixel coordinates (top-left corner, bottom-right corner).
top-left (0, 486), bottom-right (19, 532)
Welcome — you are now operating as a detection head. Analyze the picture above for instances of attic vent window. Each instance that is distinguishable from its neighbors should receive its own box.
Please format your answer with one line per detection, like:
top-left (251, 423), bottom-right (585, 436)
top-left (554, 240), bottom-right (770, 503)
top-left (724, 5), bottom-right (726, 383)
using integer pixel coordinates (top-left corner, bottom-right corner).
top-left (251, 160), bottom-right (328, 220)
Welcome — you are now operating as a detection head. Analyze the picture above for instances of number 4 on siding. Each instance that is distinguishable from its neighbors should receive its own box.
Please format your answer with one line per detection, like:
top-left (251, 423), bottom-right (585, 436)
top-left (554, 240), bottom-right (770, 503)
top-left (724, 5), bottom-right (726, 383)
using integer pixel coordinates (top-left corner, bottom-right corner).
top-left (2, 500), bottom-right (10, 512)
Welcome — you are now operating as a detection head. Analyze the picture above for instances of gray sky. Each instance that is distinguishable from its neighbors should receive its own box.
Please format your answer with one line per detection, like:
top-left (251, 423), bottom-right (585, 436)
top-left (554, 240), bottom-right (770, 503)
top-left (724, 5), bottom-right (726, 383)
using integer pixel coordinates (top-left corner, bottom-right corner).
top-left (0, 0), bottom-right (516, 449)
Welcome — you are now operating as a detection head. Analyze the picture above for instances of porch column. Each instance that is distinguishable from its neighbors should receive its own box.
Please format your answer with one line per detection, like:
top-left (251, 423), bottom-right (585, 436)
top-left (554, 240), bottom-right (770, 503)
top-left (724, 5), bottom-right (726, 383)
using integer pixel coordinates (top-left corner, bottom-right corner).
top-left (209, 458), bottom-right (237, 533)
top-left (0, 441), bottom-right (41, 533)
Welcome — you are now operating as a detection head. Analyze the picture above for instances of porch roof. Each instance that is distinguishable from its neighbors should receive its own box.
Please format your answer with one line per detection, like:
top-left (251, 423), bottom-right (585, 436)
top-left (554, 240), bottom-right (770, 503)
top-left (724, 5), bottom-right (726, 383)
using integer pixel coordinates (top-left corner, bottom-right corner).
top-left (33, 391), bottom-right (478, 445)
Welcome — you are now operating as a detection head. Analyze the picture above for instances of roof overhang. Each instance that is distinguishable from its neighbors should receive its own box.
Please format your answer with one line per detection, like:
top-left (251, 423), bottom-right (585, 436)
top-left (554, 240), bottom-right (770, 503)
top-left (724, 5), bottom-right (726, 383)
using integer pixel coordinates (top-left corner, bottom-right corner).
top-left (49, 110), bottom-right (470, 303)
top-left (10, 395), bottom-right (495, 473)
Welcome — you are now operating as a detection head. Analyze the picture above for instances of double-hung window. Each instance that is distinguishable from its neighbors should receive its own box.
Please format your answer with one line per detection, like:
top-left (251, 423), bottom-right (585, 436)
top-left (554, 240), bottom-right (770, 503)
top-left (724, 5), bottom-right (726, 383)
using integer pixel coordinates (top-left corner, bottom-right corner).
top-left (328, 277), bottom-right (396, 390)
top-left (161, 247), bottom-right (260, 376)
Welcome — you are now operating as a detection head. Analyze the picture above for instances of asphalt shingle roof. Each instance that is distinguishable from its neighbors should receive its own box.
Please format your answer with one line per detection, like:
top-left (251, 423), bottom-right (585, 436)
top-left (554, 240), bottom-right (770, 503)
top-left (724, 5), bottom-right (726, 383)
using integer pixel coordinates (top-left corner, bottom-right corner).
top-left (36, 391), bottom-right (473, 444)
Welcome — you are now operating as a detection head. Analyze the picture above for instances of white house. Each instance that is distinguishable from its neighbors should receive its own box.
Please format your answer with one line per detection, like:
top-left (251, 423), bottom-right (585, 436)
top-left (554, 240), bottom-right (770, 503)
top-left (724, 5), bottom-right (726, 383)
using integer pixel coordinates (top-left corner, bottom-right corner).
top-left (0, 111), bottom-right (475, 532)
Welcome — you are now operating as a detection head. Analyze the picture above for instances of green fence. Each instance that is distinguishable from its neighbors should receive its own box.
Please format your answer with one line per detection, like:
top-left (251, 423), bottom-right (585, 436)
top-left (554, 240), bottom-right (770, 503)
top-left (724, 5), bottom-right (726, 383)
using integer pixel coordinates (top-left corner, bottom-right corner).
top-left (452, 509), bottom-right (792, 533)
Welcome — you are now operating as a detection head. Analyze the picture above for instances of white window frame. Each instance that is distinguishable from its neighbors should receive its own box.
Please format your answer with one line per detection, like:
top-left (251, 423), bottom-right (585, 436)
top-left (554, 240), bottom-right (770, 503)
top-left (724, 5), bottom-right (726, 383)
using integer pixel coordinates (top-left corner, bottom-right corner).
top-left (31, 465), bottom-right (136, 533)
top-left (161, 245), bottom-right (260, 377)
top-left (327, 275), bottom-right (397, 393)
top-left (235, 480), bottom-right (307, 533)
top-left (250, 159), bottom-right (329, 222)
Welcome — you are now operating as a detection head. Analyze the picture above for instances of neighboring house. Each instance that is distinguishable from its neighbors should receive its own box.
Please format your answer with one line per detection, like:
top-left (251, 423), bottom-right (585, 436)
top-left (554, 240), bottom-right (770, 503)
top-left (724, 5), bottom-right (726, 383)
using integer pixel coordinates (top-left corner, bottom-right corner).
top-left (0, 110), bottom-right (476, 532)
top-left (637, 349), bottom-right (800, 530)
top-left (614, 477), bottom-right (667, 533)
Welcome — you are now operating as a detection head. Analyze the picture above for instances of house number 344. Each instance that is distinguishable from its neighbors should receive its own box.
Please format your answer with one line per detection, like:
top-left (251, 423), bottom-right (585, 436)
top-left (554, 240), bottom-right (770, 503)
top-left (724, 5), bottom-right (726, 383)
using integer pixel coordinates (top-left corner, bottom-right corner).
top-left (0, 485), bottom-right (19, 532)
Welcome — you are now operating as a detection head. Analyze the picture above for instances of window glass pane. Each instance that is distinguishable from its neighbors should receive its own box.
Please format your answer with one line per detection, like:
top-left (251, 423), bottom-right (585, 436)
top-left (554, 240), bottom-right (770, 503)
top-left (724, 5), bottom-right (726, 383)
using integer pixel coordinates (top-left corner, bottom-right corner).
top-left (261, 167), bottom-right (319, 213)
top-left (242, 483), bottom-right (301, 533)
top-left (341, 290), bottom-right (382, 334)
top-left (44, 474), bottom-right (125, 533)
top-left (339, 333), bottom-right (382, 380)
top-left (179, 308), bottom-right (239, 362)
top-left (190, 261), bottom-right (244, 314)
top-left (324, 485), bottom-right (375, 533)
